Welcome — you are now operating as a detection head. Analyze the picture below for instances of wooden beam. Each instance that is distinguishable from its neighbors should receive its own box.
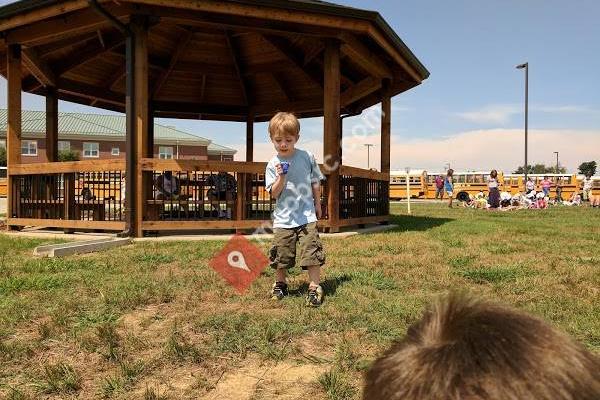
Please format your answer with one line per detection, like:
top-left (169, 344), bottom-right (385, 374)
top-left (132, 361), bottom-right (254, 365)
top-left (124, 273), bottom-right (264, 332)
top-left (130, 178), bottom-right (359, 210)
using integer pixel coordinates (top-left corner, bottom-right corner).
top-left (380, 79), bottom-right (391, 174)
top-left (261, 34), bottom-right (323, 88)
top-left (57, 77), bottom-right (124, 106)
top-left (323, 39), bottom-right (341, 232)
top-left (106, 64), bottom-right (127, 91)
top-left (0, 0), bottom-right (88, 32)
top-left (55, 31), bottom-right (126, 76)
top-left (152, 29), bottom-right (194, 98)
top-left (36, 32), bottom-right (97, 57)
top-left (22, 48), bottom-right (56, 87)
top-left (148, 5), bottom-right (341, 39)
top-left (10, 160), bottom-right (126, 175)
top-left (246, 112), bottom-right (254, 162)
top-left (46, 86), bottom-right (58, 162)
top-left (5, 4), bottom-right (131, 47)
top-left (131, 17), bottom-right (151, 238)
top-left (339, 33), bottom-right (392, 79)
top-left (153, 101), bottom-right (247, 116)
top-left (340, 76), bottom-right (381, 107)
top-left (7, 44), bottom-right (22, 221)
top-left (224, 30), bottom-right (251, 106)
top-left (199, 74), bottom-right (207, 103)
top-left (7, 218), bottom-right (126, 231)
top-left (271, 72), bottom-right (292, 102)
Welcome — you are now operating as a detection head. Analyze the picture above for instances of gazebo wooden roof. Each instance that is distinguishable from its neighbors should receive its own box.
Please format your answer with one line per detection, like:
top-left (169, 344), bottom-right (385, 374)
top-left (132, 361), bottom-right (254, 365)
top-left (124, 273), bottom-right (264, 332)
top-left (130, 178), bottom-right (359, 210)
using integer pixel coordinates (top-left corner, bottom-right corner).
top-left (0, 0), bottom-right (428, 121)
top-left (0, 0), bottom-right (429, 237)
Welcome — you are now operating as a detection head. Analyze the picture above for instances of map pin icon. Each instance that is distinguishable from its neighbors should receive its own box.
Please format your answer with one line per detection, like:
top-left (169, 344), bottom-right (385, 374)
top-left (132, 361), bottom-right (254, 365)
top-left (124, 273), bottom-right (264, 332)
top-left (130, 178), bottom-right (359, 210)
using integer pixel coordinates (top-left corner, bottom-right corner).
top-left (227, 251), bottom-right (251, 272)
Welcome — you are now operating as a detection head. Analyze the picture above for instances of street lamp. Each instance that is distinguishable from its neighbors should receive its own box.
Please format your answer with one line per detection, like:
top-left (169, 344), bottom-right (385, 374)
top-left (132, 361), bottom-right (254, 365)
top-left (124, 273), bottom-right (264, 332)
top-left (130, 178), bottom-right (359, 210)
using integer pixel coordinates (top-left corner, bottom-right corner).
top-left (405, 167), bottom-right (411, 215)
top-left (364, 143), bottom-right (374, 169)
top-left (516, 62), bottom-right (529, 182)
top-left (554, 151), bottom-right (559, 174)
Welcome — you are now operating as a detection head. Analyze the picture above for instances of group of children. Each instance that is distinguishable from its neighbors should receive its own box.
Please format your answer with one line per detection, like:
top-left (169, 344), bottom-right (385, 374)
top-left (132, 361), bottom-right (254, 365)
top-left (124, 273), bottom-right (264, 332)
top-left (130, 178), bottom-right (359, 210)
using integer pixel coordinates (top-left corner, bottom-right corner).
top-left (445, 170), bottom-right (600, 210)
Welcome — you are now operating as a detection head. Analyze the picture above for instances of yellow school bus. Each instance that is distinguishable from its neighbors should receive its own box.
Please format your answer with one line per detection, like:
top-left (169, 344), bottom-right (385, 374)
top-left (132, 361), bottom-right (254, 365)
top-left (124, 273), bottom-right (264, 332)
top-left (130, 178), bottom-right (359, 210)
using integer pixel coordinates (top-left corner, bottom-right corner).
top-left (389, 170), bottom-right (427, 199)
top-left (503, 174), bottom-right (579, 198)
top-left (422, 171), bottom-right (502, 199)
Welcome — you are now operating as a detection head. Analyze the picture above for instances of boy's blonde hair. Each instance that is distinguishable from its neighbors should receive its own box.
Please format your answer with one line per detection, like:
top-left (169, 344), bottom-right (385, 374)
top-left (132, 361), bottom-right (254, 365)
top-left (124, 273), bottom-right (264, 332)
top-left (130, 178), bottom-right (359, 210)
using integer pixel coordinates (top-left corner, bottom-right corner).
top-left (363, 292), bottom-right (600, 400)
top-left (269, 112), bottom-right (300, 139)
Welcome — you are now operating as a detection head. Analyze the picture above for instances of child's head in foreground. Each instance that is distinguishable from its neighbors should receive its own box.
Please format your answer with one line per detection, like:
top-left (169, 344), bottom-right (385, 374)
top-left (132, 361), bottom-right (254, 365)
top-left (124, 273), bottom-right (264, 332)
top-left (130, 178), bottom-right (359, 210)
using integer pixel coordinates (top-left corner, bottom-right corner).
top-left (363, 292), bottom-right (600, 400)
top-left (269, 112), bottom-right (300, 157)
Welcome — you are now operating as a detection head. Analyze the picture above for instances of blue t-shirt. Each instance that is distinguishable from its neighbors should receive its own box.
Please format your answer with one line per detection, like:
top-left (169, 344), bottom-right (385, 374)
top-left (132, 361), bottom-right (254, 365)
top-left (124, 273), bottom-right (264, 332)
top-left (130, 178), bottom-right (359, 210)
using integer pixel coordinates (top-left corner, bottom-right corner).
top-left (444, 177), bottom-right (453, 192)
top-left (265, 149), bottom-right (325, 229)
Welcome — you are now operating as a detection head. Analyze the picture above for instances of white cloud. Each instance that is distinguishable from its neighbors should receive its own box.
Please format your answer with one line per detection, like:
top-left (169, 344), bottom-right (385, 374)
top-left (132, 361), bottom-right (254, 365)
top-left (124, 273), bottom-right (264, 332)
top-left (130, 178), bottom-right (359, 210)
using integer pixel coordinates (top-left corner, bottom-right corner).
top-left (455, 105), bottom-right (520, 124)
top-left (234, 128), bottom-right (600, 174)
top-left (454, 104), bottom-right (599, 125)
top-left (530, 105), bottom-right (597, 114)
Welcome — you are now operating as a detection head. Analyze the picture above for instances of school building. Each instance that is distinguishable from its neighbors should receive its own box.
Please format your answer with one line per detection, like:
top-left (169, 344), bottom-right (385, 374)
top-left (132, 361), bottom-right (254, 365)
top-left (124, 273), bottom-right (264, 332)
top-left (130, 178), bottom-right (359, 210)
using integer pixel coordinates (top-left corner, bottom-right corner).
top-left (0, 109), bottom-right (236, 163)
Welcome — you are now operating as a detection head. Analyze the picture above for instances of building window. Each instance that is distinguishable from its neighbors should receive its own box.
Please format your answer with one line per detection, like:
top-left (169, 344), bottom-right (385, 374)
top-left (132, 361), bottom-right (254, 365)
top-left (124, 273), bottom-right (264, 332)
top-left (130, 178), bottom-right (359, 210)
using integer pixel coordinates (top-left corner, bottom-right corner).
top-left (111, 147), bottom-right (120, 156)
top-left (21, 140), bottom-right (38, 156)
top-left (159, 146), bottom-right (173, 159)
top-left (58, 141), bottom-right (70, 151)
top-left (83, 142), bottom-right (99, 158)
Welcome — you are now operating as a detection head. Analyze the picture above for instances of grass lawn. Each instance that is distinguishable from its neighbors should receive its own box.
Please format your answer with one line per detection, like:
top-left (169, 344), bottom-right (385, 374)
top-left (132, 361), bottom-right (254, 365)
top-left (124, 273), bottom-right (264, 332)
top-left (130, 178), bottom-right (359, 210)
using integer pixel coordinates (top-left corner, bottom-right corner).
top-left (1, 203), bottom-right (599, 399)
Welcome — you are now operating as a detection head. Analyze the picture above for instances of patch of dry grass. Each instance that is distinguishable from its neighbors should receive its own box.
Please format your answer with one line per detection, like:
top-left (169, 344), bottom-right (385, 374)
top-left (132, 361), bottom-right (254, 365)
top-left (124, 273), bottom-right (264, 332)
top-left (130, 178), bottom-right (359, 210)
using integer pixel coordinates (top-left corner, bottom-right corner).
top-left (0, 203), bottom-right (599, 398)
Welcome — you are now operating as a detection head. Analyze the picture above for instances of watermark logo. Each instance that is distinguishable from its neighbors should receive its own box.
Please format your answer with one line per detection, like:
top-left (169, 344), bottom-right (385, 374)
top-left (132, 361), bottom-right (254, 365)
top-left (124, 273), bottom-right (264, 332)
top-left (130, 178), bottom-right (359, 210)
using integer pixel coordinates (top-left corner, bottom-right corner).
top-left (208, 234), bottom-right (269, 294)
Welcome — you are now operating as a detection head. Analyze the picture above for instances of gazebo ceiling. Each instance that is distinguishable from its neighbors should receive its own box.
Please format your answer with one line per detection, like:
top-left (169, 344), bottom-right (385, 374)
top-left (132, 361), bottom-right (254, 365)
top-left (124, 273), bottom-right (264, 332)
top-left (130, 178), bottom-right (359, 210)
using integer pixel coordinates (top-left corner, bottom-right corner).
top-left (0, 0), bottom-right (429, 122)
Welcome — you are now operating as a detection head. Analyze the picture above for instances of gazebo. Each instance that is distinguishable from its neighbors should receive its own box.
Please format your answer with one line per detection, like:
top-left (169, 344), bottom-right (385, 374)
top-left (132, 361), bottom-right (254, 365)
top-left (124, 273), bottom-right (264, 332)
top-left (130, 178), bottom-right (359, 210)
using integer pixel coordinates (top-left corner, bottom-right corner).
top-left (0, 0), bottom-right (429, 237)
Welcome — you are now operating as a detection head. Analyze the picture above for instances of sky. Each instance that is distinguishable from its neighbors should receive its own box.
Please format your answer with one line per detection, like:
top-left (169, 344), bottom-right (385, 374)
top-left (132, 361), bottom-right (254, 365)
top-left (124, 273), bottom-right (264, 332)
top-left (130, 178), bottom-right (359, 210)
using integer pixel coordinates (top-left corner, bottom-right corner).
top-left (0, 0), bottom-right (599, 173)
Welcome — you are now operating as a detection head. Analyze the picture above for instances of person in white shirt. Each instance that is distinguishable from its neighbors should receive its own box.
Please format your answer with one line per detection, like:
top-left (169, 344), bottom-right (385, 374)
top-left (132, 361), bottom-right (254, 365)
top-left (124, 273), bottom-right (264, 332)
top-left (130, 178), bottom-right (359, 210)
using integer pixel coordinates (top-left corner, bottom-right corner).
top-left (582, 174), bottom-right (593, 202)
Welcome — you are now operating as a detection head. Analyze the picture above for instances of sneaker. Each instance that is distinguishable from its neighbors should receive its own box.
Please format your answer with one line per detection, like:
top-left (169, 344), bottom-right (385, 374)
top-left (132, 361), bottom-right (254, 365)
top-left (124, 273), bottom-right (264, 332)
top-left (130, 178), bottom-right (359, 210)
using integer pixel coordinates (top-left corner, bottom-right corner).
top-left (271, 282), bottom-right (288, 300)
top-left (305, 285), bottom-right (324, 307)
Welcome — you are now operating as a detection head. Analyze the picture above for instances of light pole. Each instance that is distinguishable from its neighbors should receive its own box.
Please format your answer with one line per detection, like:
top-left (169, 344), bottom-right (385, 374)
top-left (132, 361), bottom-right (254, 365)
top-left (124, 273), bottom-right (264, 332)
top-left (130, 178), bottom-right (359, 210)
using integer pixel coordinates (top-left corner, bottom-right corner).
top-left (554, 151), bottom-right (559, 174)
top-left (405, 167), bottom-right (411, 215)
top-left (364, 143), bottom-right (374, 169)
top-left (516, 62), bottom-right (528, 182)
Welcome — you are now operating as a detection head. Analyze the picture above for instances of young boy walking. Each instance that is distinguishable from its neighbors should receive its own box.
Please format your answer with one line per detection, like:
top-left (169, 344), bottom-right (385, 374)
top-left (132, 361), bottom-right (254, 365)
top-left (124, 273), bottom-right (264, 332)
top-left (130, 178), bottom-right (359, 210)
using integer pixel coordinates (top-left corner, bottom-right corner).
top-left (265, 112), bottom-right (326, 307)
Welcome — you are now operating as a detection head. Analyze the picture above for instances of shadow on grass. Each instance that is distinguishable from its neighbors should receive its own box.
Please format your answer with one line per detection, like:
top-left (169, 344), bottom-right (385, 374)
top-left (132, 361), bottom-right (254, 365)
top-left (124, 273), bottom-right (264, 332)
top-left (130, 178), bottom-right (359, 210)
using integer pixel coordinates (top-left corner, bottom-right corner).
top-left (388, 214), bottom-right (454, 232)
top-left (289, 274), bottom-right (352, 297)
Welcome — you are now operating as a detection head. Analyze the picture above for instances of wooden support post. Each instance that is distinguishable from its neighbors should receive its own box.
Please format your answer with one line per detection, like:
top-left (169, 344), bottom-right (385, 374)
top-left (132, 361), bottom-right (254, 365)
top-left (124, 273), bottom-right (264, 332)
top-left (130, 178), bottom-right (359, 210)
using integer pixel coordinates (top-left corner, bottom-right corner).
top-left (244, 112), bottom-right (254, 226)
top-left (235, 173), bottom-right (245, 234)
top-left (7, 44), bottom-right (22, 223)
top-left (381, 78), bottom-right (391, 222)
top-left (246, 112), bottom-right (254, 162)
top-left (324, 39), bottom-right (341, 233)
top-left (132, 17), bottom-right (149, 237)
top-left (46, 86), bottom-right (58, 162)
top-left (381, 79), bottom-right (391, 174)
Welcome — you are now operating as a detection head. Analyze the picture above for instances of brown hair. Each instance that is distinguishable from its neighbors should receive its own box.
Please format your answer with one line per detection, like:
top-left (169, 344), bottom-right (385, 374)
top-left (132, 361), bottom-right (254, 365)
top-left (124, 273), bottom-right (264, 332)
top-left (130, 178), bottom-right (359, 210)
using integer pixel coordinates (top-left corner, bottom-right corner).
top-left (363, 292), bottom-right (600, 400)
top-left (446, 168), bottom-right (454, 177)
top-left (490, 169), bottom-right (498, 178)
top-left (268, 112), bottom-right (300, 139)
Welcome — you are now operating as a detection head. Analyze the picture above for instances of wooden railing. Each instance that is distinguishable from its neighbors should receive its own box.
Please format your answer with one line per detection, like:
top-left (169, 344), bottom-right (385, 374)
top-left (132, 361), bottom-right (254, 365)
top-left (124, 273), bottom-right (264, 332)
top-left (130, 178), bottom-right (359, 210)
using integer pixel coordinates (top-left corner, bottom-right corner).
top-left (7, 160), bottom-right (126, 230)
top-left (6, 160), bottom-right (390, 232)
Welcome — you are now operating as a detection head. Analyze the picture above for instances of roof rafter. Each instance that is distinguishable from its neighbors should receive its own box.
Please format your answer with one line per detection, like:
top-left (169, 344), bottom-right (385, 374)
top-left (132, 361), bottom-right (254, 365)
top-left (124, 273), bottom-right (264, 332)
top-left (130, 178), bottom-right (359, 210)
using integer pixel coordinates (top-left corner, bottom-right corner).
top-left (260, 33), bottom-right (323, 89)
top-left (152, 28), bottom-right (194, 98)
top-left (224, 29), bottom-right (251, 106)
top-left (339, 33), bottom-right (392, 79)
top-left (55, 31), bottom-right (126, 76)
top-left (22, 48), bottom-right (56, 87)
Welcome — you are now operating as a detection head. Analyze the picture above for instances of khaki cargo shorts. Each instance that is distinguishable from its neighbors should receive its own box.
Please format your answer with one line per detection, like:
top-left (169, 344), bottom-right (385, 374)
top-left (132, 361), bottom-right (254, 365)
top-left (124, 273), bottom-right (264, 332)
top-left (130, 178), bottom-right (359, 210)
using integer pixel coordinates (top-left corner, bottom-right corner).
top-left (269, 222), bottom-right (326, 270)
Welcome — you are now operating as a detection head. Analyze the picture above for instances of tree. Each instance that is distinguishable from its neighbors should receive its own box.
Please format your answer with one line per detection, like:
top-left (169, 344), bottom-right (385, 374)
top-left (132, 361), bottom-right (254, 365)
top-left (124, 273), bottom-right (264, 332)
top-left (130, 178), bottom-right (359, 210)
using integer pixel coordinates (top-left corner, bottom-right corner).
top-left (0, 146), bottom-right (6, 167)
top-left (58, 149), bottom-right (80, 162)
top-left (513, 163), bottom-right (565, 174)
top-left (578, 161), bottom-right (597, 176)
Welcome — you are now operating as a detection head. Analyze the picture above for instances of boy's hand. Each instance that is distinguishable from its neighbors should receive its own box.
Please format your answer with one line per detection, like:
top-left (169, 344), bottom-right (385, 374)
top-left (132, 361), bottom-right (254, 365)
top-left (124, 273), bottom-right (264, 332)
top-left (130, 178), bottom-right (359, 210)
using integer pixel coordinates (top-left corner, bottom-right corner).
top-left (275, 163), bottom-right (284, 176)
top-left (315, 200), bottom-right (322, 219)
